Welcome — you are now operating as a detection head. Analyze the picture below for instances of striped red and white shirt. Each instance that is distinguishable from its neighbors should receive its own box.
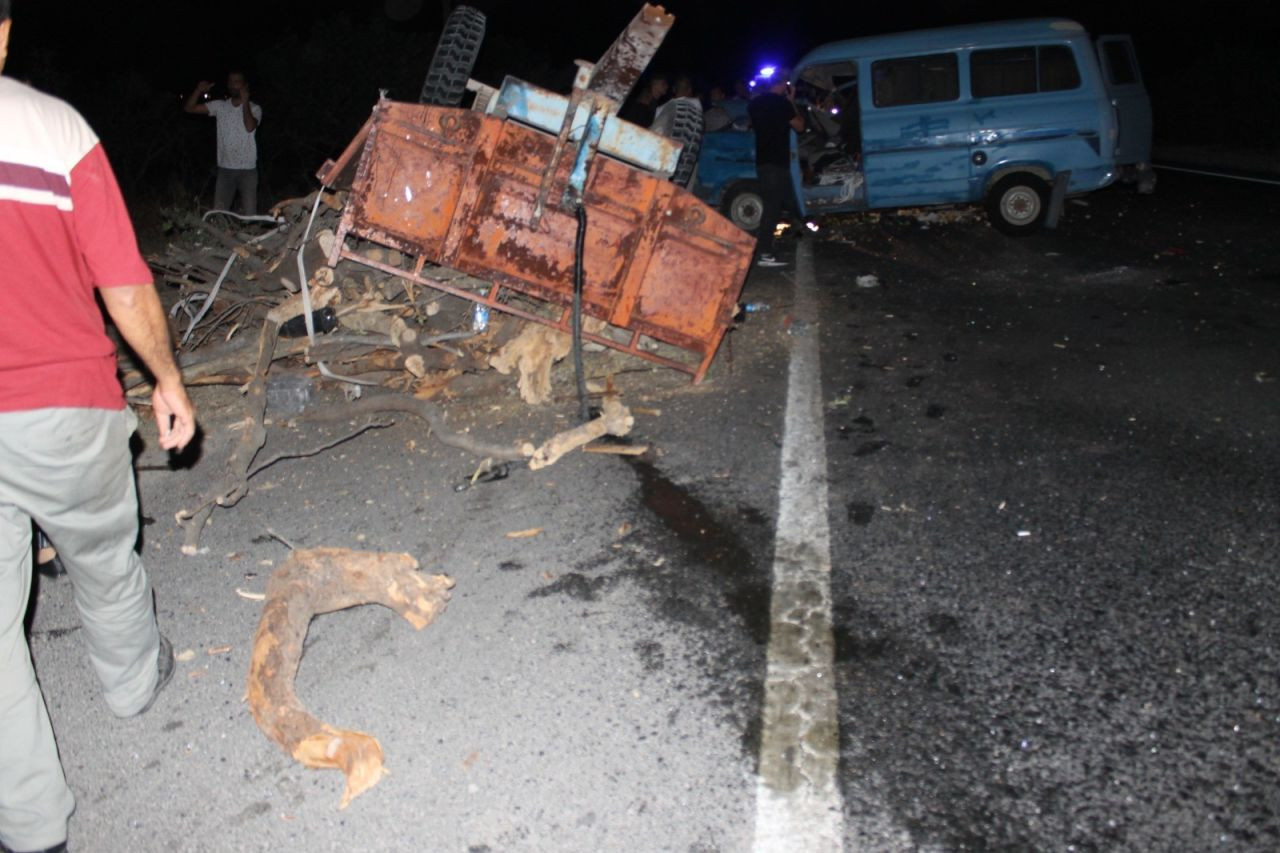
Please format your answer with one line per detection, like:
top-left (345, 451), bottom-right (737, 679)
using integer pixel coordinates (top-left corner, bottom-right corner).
top-left (0, 76), bottom-right (152, 412)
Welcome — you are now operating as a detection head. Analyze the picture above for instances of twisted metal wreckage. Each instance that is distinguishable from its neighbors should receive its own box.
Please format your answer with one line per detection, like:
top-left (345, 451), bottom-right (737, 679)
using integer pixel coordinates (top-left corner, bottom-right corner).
top-left (140, 4), bottom-right (753, 806)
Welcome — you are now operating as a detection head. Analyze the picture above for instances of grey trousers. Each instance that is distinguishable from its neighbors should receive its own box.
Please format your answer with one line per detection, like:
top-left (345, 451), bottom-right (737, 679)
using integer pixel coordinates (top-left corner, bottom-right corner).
top-left (213, 166), bottom-right (258, 215)
top-left (0, 407), bottom-right (162, 852)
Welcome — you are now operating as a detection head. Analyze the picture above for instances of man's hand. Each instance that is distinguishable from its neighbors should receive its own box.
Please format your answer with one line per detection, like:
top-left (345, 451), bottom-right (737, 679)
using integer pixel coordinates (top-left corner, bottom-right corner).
top-left (98, 284), bottom-right (199, 452)
top-left (152, 380), bottom-right (197, 452)
top-left (238, 82), bottom-right (250, 101)
top-left (185, 82), bottom-right (214, 114)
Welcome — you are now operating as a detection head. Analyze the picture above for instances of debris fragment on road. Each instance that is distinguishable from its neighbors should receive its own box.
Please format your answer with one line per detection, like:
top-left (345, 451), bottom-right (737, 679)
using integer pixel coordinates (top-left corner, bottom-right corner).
top-left (246, 548), bottom-right (453, 809)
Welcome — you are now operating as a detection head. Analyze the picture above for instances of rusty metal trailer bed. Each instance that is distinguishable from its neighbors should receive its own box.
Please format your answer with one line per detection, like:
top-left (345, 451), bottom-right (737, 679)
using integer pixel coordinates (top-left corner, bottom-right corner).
top-left (315, 4), bottom-right (754, 383)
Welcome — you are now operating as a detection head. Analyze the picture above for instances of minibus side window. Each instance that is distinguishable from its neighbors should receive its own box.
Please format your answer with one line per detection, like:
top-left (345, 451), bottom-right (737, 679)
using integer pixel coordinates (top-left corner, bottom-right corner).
top-left (971, 48), bottom-right (1036, 97)
top-left (872, 53), bottom-right (959, 107)
top-left (1101, 41), bottom-right (1138, 86)
top-left (1039, 46), bottom-right (1081, 91)
top-left (971, 45), bottom-right (1082, 97)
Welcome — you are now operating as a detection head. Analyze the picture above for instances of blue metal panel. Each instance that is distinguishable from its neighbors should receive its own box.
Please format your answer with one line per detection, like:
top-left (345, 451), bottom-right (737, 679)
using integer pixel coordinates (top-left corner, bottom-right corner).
top-left (489, 77), bottom-right (682, 177)
top-left (692, 130), bottom-right (757, 205)
top-left (1097, 36), bottom-right (1153, 168)
top-left (966, 41), bottom-right (1116, 196)
top-left (861, 105), bottom-right (974, 208)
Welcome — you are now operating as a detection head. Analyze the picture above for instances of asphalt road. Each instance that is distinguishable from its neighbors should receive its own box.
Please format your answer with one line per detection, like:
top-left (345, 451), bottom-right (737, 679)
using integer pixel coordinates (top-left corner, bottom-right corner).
top-left (25, 170), bottom-right (1279, 851)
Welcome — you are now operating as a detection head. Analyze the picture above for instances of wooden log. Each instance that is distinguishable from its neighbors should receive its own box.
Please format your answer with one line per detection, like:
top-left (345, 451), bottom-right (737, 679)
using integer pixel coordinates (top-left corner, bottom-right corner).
top-left (488, 323), bottom-right (572, 405)
top-left (246, 547), bottom-right (453, 809)
top-left (529, 397), bottom-right (634, 470)
top-left (306, 393), bottom-right (533, 462)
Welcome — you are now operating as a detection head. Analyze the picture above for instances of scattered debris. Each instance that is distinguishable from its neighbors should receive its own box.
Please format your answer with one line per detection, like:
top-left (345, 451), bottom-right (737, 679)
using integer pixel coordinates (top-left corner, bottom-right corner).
top-left (855, 274), bottom-right (880, 289)
top-left (246, 548), bottom-right (453, 809)
top-left (175, 649), bottom-right (197, 663)
top-left (236, 588), bottom-right (267, 601)
top-left (207, 645), bottom-right (233, 656)
top-left (505, 528), bottom-right (544, 539)
top-left (453, 460), bottom-right (512, 492)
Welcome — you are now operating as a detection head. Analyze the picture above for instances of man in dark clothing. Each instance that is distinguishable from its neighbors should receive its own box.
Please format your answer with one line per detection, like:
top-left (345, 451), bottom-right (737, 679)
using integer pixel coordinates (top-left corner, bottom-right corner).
top-left (747, 74), bottom-right (804, 267)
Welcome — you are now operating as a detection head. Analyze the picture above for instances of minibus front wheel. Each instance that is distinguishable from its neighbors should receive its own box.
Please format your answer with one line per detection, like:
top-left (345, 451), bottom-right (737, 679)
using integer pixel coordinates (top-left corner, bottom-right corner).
top-left (986, 173), bottom-right (1050, 236)
top-left (722, 180), bottom-right (765, 233)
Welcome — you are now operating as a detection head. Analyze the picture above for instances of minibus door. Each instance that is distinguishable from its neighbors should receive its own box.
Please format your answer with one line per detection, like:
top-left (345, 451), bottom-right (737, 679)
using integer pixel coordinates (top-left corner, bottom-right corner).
top-left (861, 52), bottom-right (973, 208)
top-left (1096, 35), bottom-right (1153, 171)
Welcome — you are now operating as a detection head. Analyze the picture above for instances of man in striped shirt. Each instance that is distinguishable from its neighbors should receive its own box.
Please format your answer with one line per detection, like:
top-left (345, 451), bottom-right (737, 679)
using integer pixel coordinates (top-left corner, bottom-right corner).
top-left (0, 3), bottom-right (196, 850)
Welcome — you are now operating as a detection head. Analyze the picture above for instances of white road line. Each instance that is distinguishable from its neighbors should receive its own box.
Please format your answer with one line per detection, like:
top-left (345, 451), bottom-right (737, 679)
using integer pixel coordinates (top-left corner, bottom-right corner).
top-left (753, 239), bottom-right (845, 852)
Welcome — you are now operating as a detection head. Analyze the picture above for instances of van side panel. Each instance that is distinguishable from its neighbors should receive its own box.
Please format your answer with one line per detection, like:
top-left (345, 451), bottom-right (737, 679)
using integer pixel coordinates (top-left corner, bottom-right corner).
top-left (860, 55), bottom-right (974, 208)
top-left (968, 36), bottom-right (1117, 197)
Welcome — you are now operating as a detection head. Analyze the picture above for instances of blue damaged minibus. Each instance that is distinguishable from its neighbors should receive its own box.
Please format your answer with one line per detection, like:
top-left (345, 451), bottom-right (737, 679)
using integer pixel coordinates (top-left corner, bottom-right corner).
top-left (695, 19), bottom-right (1152, 236)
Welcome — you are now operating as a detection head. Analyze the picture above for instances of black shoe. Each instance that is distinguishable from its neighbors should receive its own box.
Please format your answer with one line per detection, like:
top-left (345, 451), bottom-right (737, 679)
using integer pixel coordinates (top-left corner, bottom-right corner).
top-left (34, 531), bottom-right (66, 579)
top-left (136, 634), bottom-right (174, 716)
top-left (35, 552), bottom-right (66, 579)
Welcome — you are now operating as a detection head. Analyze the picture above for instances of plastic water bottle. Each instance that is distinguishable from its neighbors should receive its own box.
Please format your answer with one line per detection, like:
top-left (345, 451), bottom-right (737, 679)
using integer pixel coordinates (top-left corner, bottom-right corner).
top-left (471, 303), bottom-right (490, 332)
top-left (743, 302), bottom-right (770, 313)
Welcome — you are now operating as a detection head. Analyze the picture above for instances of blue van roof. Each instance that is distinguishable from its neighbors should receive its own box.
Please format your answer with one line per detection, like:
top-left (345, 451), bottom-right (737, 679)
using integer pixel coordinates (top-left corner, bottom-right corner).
top-left (796, 18), bottom-right (1089, 68)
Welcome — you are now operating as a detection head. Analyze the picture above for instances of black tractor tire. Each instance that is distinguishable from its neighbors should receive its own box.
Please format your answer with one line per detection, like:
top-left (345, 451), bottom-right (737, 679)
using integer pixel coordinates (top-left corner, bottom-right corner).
top-left (985, 173), bottom-right (1050, 236)
top-left (720, 180), bottom-right (764, 233)
top-left (419, 6), bottom-right (486, 107)
top-left (668, 101), bottom-right (705, 187)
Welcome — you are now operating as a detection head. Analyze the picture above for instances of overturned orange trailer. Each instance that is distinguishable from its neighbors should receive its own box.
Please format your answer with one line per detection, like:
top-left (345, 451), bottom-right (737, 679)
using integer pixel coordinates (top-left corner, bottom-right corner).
top-left (315, 5), bottom-right (754, 382)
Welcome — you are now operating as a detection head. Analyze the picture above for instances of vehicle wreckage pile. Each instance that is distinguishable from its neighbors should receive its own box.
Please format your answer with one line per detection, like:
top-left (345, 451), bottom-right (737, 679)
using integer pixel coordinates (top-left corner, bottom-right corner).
top-left (130, 2), bottom-right (751, 809)
top-left (137, 192), bottom-right (643, 557)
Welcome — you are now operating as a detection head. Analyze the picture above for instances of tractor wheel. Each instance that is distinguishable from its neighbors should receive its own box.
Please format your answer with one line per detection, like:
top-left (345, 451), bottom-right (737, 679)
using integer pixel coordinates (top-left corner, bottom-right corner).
top-left (419, 6), bottom-right (486, 106)
top-left (668, 100), bottom-right (704, 187)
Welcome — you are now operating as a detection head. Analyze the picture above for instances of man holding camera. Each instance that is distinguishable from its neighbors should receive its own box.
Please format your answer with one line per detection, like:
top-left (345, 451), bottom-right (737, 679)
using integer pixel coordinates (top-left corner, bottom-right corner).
top-left (184, 70), bottom-right (262, 215)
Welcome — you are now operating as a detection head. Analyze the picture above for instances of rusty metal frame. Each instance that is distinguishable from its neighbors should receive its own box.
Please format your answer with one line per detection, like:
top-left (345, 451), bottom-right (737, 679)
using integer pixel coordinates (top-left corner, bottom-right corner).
top-left (332, 249), bottom-right (714, 379)
top-left (313, 5), bottom-right (753, 385)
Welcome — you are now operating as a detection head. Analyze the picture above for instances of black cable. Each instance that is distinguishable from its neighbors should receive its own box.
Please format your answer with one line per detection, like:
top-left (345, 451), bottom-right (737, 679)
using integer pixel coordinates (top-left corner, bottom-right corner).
top-left (572, 203), bottom-right (590, 423)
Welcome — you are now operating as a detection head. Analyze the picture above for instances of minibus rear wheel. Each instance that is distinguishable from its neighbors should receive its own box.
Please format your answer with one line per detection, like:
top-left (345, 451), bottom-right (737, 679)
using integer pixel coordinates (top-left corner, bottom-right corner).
top-left (986, 173), bottom-right (1049, 236)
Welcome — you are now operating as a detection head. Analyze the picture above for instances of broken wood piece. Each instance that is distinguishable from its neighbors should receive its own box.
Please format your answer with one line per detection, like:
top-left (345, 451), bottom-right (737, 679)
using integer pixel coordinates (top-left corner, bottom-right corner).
top-left (306, 393), bottom-right (531, 461)
top-left (488, 323), bottom-right (572, 405)
top-left (338, 306), bottom-right (416, 347)
top-left (529, 397), bottom-right (634, 470)
top-left (266, 285), bottom-right (339, 326)
top-left (505, 528), bottom-right (544, 539)
top-left (583, 442), bottom-right (649, 456)
top-left (246, 547), bottom-right (454, 809)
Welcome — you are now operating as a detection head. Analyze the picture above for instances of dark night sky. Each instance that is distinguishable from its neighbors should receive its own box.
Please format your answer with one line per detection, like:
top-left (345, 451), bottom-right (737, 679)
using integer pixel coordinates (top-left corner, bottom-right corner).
top-left (7, 0), bottom-right (1275, 92)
